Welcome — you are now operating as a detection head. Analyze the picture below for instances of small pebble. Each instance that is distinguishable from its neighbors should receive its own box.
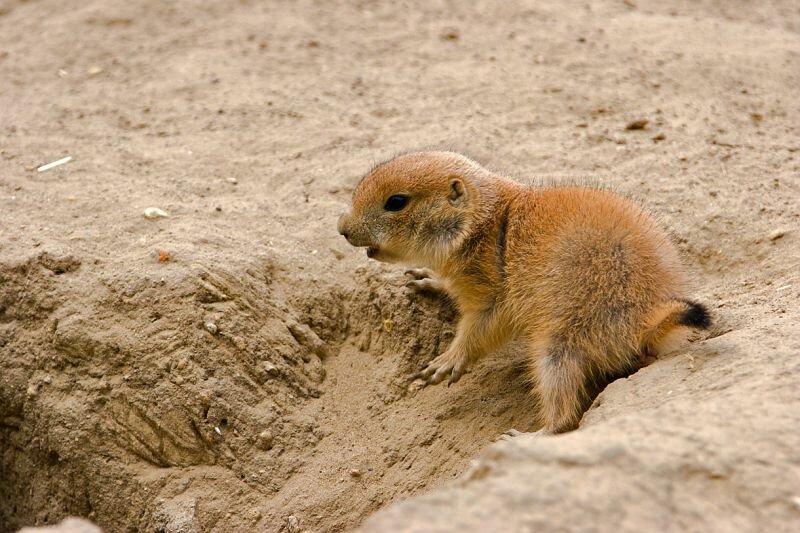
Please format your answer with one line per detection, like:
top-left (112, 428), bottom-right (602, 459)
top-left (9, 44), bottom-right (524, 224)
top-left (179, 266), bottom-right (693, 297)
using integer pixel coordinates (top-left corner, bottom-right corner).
top-left (350, 468), bottom-right (362, 477)
top-left (407, 380), bottom-right (425, 393)
top-left (382, 319), bottom-right (394, 333)
top-left (87, 66), bottom-right (104, 76)
top-left (143, 207), bottom-right (169, 219)
top-left (42, 375), bottom-right (52, 384)
top-left (264, 361), bottom-right (279, 375)
top-left (214, 426), bottom-right (222, 435)
top-left (226, 177), bottom-right (238, 184)
top-left (205, 321), bottom-right (218, 334)
top-left (440, 28), bottom-right (459, 41)
top-left (769, 229), bottom-right (787, 241)
top-left (625, 119), bottom-right (648, 130)
top-left (258, 430), bottom-right (274, 450)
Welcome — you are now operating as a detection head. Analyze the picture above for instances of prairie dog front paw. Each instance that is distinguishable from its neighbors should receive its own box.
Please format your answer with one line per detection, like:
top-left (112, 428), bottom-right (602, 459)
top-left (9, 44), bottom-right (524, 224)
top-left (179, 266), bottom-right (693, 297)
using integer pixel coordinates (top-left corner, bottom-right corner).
top-left (404, 268), bottom-right (445, 293)
top-left (415, 349), bottom-right (469, 386)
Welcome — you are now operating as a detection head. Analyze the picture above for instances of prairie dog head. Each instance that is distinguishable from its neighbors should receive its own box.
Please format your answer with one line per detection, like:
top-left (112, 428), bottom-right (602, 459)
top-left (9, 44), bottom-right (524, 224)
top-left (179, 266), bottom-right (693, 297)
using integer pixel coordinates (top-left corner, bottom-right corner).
top-left (337, 151), bottom-right (492, 267)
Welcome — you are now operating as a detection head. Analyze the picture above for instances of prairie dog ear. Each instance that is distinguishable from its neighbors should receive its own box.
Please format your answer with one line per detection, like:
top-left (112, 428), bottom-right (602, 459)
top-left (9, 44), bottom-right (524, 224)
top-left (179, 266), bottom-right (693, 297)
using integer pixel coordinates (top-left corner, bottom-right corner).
top-left (448, 177), bottom-right (468, 207)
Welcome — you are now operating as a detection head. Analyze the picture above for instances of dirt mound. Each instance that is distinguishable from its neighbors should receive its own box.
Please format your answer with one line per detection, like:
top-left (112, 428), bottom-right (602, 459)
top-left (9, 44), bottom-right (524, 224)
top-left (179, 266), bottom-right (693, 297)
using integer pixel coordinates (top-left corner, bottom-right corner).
top-left (1, 0), bottom-right (798, 532)
top-left (359, 319), bottom-right (800, 532)
top-left (0, 249), bottom-right (536, 531)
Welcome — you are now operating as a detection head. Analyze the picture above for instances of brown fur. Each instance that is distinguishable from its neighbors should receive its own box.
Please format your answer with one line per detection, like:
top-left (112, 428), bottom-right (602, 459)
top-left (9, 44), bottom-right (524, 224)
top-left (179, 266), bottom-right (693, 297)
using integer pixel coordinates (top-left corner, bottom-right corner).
top-left (338, 151), bottom-right (711, 434)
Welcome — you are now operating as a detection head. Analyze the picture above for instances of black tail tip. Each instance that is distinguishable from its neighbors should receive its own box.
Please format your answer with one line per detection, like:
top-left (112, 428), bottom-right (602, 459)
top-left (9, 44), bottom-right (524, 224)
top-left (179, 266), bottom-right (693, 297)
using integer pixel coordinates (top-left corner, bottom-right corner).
top-left (679, 301), bottom-right (712, 329)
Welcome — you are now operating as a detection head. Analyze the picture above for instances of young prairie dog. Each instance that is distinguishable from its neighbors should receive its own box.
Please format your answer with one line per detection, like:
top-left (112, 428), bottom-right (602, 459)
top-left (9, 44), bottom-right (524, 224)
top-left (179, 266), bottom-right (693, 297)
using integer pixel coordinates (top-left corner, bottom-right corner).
top-left (337, 151), bottom-right (711, 434)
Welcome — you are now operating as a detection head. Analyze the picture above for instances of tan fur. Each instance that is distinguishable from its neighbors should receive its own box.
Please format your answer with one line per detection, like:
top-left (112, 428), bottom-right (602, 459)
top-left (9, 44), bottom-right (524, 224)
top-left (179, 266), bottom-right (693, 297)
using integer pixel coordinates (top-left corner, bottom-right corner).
top-left (338, 151), bottom-right (709, 434)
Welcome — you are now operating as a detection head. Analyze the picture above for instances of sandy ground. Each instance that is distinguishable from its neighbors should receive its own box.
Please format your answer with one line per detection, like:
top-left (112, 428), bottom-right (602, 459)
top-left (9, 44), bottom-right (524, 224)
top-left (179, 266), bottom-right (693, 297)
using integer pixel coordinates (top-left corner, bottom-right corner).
top-left (1, 0), bottom-right (798, 532)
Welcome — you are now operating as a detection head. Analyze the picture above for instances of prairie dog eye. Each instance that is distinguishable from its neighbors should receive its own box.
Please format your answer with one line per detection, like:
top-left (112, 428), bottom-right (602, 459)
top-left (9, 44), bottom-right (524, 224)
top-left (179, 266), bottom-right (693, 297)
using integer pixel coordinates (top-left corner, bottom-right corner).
top-left (384, 194), bottom-right (410, 212)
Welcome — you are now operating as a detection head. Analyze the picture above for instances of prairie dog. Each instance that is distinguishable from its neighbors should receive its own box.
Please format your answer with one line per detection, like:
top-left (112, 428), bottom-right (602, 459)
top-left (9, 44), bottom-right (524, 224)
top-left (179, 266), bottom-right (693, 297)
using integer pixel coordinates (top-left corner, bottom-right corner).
top-left (337, 151), bottom-right (711, 434)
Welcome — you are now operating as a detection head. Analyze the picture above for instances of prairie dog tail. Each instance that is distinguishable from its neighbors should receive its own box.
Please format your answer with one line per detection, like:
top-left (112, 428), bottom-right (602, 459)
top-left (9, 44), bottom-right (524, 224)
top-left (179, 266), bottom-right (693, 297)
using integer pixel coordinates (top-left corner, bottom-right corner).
top-left (641, 299), bottom-right (712, 356)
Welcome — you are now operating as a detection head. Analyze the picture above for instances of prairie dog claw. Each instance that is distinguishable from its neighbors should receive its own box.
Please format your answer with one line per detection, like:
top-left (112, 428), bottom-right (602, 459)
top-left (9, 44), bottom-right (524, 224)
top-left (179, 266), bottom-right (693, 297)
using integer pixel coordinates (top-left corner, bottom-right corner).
top-left (404, 268), bottom-right (435, 280)
top-left (417, 350), bottom-right (468, 386)
top-left (405, 278), bottom-right (445, 292)
top-left (404, 268), bottom-right (445, 293)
